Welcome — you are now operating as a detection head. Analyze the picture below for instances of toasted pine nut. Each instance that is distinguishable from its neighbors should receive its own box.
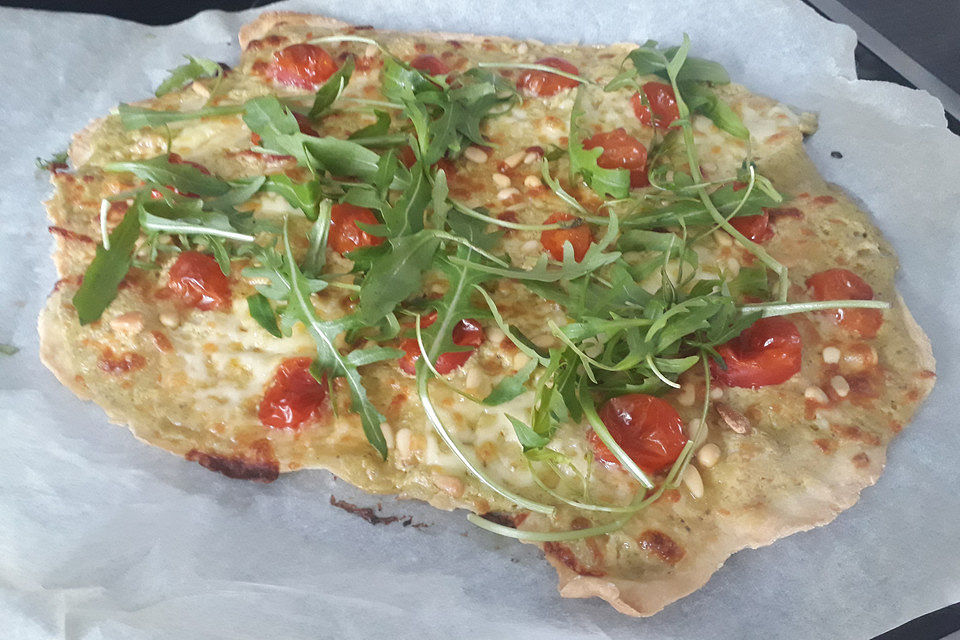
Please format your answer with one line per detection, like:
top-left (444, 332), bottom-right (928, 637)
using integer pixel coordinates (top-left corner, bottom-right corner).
top-left (492, 173), bottom-right (511, 189)
top-left (682, 465), bottom-right (704, 499)
top-left (464, 146), bottom-right (488, 163)
top-left (497, 187), bottom-right (520, 200)
top-left (523, 175), bottom-right (542, 189)
top-left (831, 375), bottom-right (850, 398)
top-left (822, 346), bottom-right (841, 364)
top-left (502, 151), bottom-right (525, 168)
top-left (696, 443), bottom-right (721, 468)
top-left (433, 474), bottom-right (465, 498)
top-left (804, 386), bottom-right (829, 404)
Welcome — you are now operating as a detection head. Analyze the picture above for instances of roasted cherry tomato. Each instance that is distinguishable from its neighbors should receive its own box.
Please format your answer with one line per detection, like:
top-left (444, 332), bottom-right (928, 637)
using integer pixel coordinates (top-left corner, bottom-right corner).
top-left (398, 318), bottom-right (486, 375)
top-left (516, 57), bottom-right (580, 97)
top-left (251, 111), bottom-right (317, 146)
top-left (582, 128), bottom-right (649, 188)
top-left (540, 212), bottom-right (592, 262)
top-left (268, 43), bottom-right (338, 89)
top-left (410, 54), bottom-right (451, 79)
top-left (258, 357), bottom-right (327, 430)
top-left (588, 394), bottom-right (687, 474)
top-left (711, 316), bottom-right (803, 388)
top-left (631, 82), bottom-right (680, 129)
top-left (729, 211), bottom-right (774, 243)
top-left (166, 251), bottom-right (231, 311)
top-left (806, 268), bottom-right (883, 338)
top-left (328, 203), bottom-right (385, 255)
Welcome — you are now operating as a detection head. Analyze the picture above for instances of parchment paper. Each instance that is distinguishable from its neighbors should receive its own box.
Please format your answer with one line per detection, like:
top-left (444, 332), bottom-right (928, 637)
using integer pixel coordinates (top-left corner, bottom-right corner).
top-left (1, 1), bottom-right (958, 638)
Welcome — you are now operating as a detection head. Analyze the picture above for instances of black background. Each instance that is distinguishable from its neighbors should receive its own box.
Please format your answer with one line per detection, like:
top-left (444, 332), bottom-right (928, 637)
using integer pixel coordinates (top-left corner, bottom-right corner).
top-left (3, 0), bottom-right (958, 637)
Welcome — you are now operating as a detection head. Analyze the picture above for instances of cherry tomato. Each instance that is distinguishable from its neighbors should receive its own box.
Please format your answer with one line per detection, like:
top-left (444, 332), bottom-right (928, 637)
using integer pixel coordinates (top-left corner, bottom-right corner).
top-left (806, 268), bottom-right (883, 338)
top-left (398, 144), bottom-right (418, 169)
top-left (631, 82), bottom-right (680, 129)
top-left (516, 57), bottom-right (580, 97)
top-left (410, 54), bottom-right (451, 79)
top-left (268, 43), bottom-right (338, 89)
top-left (166, 251), bottom-right (231, 311)
top-left (582, 128), bottom-right (649, 188)
top-left (711, 316), bottom-right (803, 388)
top-left (588, 394), bottom-right (687, 474)
top-left (251, 111), bottom-right (317, 146)
top-left (398, 318), bottom-right (485, 375)
top-left (328, 203), bottom-right (385, 255)
top-left (729, 211), bottom-right (774, 243)
top-left (258, 357), bottom-right (327, 429)
top-left (540, 212), bottom-right (593, 262)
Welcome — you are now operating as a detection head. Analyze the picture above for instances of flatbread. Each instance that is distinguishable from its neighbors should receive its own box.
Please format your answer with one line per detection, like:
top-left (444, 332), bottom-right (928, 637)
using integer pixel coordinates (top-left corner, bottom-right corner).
top-left (38, 11), bottom-right (935, 616)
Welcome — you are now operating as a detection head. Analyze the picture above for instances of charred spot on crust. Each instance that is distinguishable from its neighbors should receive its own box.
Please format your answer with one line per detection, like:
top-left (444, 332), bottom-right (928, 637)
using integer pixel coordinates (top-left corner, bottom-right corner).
top-left (479, 511), bottom-right (516, 528)
top-left (637, 529), bottom-right (685, 565)
top-left (543, 542), bottom-right (606, 577)
top-left (185, 447), bottom-right (280, 483)
top-left (329, 496), bottom-right (427, 528)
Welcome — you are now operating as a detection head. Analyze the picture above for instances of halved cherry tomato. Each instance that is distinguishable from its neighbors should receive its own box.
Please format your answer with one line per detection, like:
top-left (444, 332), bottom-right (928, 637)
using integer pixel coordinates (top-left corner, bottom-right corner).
top-left (410, 54), bottom-right (451, 79)
top-left (806, 268), bottom-right (883, 338)
top-left (398, 318), bottom-right (485, 375)
top-left (711, 316), bottom-right (803, 388)
top-left (631, 82), bottom-right (680, 129)
top-left (729, 211), bottom-right (774, 243)
top-left (328, 203), bottom-right (385, 255)
top-left (540, 212), bottom-right (592, 262)
top-left (251, 111), bottom-right (317, 146)
top-left (516, 57), bottom-right (580, 97)
top-left (268, 43), bottom-right (338, 89)
top-left (166, 251), bottom-right (231, 311)
top-left (582, 128), bottom-right (649, 188)
top-left (258, 357), bottom-right (327, 430)
top-left (588, 394), bottom-right (687, 474)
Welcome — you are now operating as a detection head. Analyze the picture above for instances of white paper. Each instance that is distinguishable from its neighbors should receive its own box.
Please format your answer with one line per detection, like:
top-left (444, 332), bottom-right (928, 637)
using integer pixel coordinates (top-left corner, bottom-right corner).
top-left (1, 1), bottom-right (958, 638)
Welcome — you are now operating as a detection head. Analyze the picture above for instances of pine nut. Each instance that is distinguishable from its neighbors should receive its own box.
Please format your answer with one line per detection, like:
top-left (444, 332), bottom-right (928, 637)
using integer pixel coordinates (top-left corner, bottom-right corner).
top-left (464, 146), bottom-right (488, 163)
top-left (714, 230), bottom-right (734, 247)
top-left (497, 187), bottom-right (520, 200)
top-left (433, 474), bottom-right (465, 498)
top-left (486, 327), bottom-right (505, 345)
top-left (822, 346), bottom-right (841, 364)
top-left (380, 421), bottom-right (395, 450)
top-left (465, 367), bottom-right (482, 390)
top-left (110, 311), bottom-right (143, 334)
top-left (502, 151), bottom-right (525, 168)
top-left (521, 239), bottom-right (541, 253)
top-left (725, 257), bottom-right (740, 277)
top-left (492, 173), bottom-right (511, 189)
top-left (159, 310), bottom-right (179, 329)
top-left (805, 386), bottom-right (829, 404)
top-left (523, 175), bottom-right (542, 189)
top-left (709, 386), bottom-right (724, 400)
top-left (831, 375), bottom-right (850, 398)
top-left (676, 384), bottom-right (696, 407)
top-left (696, 443), bottom-right (721, 468)
top-left (682, 465), bottom-right (704, 499)
top-left (395, 428), bottom-right (413, 461)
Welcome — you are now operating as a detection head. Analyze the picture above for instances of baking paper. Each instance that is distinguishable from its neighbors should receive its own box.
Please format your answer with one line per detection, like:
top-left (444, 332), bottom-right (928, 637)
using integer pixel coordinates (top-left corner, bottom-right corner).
top-left (1, 1), bottom-right (958, 638)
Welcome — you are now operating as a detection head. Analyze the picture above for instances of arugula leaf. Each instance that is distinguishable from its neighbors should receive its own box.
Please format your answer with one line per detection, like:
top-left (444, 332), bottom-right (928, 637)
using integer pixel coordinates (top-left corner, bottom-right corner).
top-left (263, 175), bottom-right (320, 221)
top-left (309, 56), bottom-right (355, 118)
top-left (483, 359), bottom-right (537, 406)
top-left (357, 230), bottom-right (439, 325)
top-left (507, 415), bottom-right (550, 451)
top-left (35, 150), bottom-right (67, 170)
top-left (118, 103), bottom-right (245, 129)
top-left (380, 162), bottom-right (430, 236)
top-left (155, 56), bottom-right (222, 97)
top-left (105, 156), bottom-right (230, 198)
top-left (626, 182), bottom-right (780, 229)
top-left (73, 201), bottom-right (141, 325)
top-left (568, 89), bottom-right (630, 199)
top-left (622, 41), bottom-right (730, 85)
top-left (681, 82), bottom-right (750, 139)
top-left (348, 110), bottom-right (392, 140)
top-left (247, 293), bottom-right (282, 337)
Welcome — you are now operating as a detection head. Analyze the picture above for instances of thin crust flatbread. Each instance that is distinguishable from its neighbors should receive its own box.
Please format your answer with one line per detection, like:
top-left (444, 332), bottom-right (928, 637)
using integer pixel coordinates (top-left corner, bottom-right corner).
top-left (39, 12), bottom-right (935, 616)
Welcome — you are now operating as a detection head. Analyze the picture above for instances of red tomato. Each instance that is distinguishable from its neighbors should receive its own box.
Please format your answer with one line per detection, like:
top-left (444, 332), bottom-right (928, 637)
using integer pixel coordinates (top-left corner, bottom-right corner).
top-left (166, 251), bottom-right (231, 311)
top-left (268, 43), bottom-right (338, 89)
top-left (398, 144), bottom-right (418, 169)
top-left (398, 318), bottom-right (485, 375)
top-left (516, 57), bottom-right (580, 97)
top-left (631, 82), bottom-right (680, 129)
top-left (540, 212), bottom-right (593, 262)
top-left (328, 203), bottom-right (385, 255)
top-left (729, 211), bottom-right (774, 243)
top-left (251, 111), bottom-right (317, 146)
top-left (582, 128), bottom-right (649, 188)
top-left (806, 269), bottom-right (883, 338)
top-left (410, 54), bottom-right (451, 78)
top-left (711, 317), bottom-right (803, 388)
top-left (588, 394), bottom-right (687, 474)
top-left (258, 357), bottom-right (327, 430)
